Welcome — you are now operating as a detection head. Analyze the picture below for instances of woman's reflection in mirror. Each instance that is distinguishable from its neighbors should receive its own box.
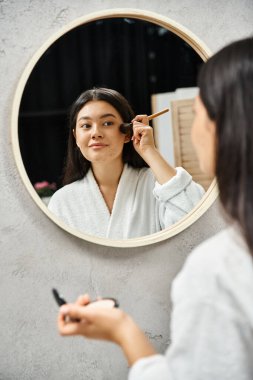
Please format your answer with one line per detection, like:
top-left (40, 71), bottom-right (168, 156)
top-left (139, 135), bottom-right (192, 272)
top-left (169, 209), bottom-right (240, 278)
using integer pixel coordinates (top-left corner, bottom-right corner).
top-left (48, 88), bottom-right (204, 238)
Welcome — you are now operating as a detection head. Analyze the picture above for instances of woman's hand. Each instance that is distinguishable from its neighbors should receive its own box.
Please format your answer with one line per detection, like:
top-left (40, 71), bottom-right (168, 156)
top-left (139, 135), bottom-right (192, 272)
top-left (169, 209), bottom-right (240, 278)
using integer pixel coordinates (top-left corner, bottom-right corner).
top-left (132, 115), bottom-right (176, 185)
top-left (131, 114), bottom-right (176, 183)
top-left (57, 294), bottom-right (157, 366)
top-left (131, 115), bottom-right (156, 158)
top-left (58, 302), bottom-right (131, 344)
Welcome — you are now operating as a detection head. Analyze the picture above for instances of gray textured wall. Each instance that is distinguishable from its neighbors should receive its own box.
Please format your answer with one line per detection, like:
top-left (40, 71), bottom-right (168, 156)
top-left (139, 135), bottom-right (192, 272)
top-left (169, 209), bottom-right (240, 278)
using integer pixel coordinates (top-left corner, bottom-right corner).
top-left (1, 1), bottom-right (252, 379)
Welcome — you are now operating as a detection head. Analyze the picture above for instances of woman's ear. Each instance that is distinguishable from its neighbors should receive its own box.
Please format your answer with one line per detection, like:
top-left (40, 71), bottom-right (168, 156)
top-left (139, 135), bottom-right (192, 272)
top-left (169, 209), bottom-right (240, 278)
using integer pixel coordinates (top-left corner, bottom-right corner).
top-left (124, 134), bottom-right (131, 144)
top-left (207, 119), bottom-right (216, 140)
top-left (73, 129), bottom-right (80, 148)
top-left (210, 120), bottom-right (216, 134)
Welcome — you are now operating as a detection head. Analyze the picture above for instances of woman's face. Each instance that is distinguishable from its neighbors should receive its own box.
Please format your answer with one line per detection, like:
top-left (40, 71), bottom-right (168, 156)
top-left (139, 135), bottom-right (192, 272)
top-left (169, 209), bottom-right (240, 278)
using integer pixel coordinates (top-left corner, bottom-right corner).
top-left (74, 100), bottom-right (130, 165)
top-left (191, 95), bottom-right (216, 177)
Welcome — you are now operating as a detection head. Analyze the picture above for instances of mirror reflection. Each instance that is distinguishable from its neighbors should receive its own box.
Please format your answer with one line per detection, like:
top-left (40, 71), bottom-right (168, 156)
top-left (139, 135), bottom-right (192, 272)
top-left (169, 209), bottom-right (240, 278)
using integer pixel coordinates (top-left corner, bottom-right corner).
top-left (18, 16), bottom-right (213, 239)
top-left (47, 87), bottom-right (205, 238)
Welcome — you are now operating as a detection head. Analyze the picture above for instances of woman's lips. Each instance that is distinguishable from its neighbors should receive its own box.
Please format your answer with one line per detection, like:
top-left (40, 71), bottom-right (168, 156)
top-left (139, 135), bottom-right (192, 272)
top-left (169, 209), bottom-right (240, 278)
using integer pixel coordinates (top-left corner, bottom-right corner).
top-left (89, 143), bottom-right (108, 149)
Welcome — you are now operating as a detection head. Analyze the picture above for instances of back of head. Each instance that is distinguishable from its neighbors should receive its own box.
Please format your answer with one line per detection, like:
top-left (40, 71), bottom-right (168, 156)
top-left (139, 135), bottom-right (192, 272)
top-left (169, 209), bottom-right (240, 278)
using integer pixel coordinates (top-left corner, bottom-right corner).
top-left (198, 37), bottom-right (253, 253)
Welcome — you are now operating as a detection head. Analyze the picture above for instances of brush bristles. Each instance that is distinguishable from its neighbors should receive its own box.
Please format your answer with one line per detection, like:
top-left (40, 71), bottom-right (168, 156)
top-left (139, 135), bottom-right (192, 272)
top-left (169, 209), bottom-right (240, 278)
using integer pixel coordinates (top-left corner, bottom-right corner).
top-left (119, 123), bottom-right (133, 135)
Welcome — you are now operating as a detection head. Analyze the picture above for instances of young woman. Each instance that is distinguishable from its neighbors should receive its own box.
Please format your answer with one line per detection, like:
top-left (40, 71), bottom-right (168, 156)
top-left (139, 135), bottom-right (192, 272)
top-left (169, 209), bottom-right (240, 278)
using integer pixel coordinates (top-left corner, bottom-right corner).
top-left (57, 37), bottom-right (253, 379)
top-left (48, 88), bottom-right (204, 239)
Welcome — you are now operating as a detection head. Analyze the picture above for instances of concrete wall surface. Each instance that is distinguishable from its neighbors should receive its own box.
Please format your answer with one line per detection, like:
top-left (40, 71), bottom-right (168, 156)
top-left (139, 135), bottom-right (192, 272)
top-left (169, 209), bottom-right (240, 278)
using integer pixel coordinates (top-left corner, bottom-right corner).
top-left (0, 0), bottom-right (252, 379)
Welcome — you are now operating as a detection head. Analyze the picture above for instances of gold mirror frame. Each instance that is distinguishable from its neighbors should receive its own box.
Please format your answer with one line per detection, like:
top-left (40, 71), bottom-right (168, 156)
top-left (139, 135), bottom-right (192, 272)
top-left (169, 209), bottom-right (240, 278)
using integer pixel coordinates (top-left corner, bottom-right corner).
top-left (11, 8), bottom-right (218, 248)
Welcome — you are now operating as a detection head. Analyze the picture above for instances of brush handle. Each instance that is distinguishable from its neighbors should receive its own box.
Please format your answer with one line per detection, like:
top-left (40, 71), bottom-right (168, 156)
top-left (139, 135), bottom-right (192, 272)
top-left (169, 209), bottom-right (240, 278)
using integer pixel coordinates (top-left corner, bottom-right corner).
top-left (119, 108), bottom-right (169, 134)
top-left (147, 108), bottom-right (169, 120)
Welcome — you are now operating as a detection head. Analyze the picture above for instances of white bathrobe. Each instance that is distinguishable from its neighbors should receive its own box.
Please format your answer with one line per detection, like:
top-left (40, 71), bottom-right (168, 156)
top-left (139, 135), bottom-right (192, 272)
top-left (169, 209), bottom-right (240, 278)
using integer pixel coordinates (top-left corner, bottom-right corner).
top-left (48, 165), bottom-right (204, 239)
top-left (129, 227), bottom-right (253, 380)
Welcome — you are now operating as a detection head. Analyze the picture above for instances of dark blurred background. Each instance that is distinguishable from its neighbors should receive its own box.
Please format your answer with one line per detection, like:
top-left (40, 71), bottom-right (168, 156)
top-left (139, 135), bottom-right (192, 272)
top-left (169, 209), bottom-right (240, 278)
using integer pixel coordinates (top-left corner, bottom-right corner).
top-left (18, 17), bottom-right (202, 189)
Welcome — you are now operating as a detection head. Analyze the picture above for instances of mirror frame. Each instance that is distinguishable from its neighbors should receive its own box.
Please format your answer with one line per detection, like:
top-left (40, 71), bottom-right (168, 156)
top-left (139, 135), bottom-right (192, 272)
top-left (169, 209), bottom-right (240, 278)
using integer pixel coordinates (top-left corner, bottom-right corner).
top-left (11, 8), bottom-right (218, 248)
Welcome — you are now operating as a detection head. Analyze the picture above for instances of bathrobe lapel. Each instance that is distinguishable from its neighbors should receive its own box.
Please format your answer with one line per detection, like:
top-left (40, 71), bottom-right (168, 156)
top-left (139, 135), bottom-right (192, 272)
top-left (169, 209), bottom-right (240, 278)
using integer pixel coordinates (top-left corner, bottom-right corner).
top-left (87, 164), bottom-right (157, 239)
top-left (106, 165), bottom-right (138, 239)
top-left (86, 169), bottom-right (111, 236)
top-left (88, 165), bottom-right (131, 239)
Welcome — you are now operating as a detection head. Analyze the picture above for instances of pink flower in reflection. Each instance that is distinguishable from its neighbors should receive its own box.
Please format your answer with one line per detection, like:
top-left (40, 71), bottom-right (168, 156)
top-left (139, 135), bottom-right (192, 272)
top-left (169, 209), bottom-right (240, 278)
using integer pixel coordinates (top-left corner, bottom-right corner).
top-left (34, 181), bottom-right (57, 197)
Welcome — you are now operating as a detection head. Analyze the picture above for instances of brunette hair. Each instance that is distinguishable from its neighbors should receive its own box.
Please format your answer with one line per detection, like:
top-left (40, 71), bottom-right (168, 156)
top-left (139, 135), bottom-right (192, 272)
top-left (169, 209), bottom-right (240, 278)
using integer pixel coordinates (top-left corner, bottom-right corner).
top-left (198, 37), bottom-right (253, 254)
top-left (62, 87), bottom-right (148, 185)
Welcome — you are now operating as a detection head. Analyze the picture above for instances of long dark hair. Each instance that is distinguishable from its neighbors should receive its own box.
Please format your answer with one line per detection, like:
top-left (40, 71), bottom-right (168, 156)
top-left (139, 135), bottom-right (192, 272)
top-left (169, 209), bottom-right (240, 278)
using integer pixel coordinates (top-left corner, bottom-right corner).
top-left (198, 37), bottom-right (253, 254)
top-left (62, 87), bottom-right (148, 185)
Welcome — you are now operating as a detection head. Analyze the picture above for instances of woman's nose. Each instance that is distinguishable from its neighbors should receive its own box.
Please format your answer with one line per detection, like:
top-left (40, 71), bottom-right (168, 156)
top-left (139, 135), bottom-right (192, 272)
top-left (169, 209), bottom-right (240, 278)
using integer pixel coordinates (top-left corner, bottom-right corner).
top-left (91, 124), bottom-right (103, 138)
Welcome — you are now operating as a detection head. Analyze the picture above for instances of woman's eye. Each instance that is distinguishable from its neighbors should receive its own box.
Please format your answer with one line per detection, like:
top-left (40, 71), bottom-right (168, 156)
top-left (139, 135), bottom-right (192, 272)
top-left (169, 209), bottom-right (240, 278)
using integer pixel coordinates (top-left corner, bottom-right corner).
top-left (80, 124), bottom-right (91, 129)
top-left (103, 121), bottom-right (114, 126)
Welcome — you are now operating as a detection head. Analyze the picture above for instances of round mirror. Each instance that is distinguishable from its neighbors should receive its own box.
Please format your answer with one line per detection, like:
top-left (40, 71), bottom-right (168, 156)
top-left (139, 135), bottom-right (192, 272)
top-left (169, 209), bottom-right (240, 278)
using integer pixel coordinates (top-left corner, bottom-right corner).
top-left (11, 9), bottom-right (218, 247)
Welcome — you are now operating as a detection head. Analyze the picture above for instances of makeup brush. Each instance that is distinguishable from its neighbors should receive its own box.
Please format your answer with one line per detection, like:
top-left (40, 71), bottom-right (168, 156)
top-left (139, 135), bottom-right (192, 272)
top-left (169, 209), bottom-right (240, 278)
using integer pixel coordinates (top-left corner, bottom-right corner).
top-left (120, 108), bottom-right (169, 134)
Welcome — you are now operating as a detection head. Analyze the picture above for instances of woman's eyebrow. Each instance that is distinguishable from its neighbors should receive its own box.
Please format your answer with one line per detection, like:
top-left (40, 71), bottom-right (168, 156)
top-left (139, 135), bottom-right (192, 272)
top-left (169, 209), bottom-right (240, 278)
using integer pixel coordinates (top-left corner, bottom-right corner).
top-left (77, 116), bottom-right (91, 122)
top-left (77, 113), bottom-right (117, 122)
top-left (99, 113), bottom-right (117, 119)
